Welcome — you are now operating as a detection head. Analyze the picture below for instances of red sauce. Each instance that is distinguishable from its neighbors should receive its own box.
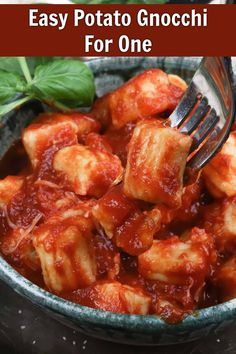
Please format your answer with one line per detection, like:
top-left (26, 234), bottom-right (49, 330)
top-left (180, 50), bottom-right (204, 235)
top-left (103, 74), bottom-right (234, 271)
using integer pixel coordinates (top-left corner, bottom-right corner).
top-left (0, 118), bottom-right (223, 324)
top-left (0, 72), bottom-right (231, 324)
top-left (92, 232), bottom-right (118, 278)
top-left (105, 123), bottom-right (135, 166)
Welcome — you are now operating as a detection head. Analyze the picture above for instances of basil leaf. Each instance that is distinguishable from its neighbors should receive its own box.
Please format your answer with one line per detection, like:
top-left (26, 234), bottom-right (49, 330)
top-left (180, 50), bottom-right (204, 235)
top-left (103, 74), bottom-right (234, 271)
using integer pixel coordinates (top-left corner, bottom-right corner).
top-left (0, 96), bottom-right (32, 118)
top-left (0, 58), bottom-right (22, 76)
top-left (27, 57), bottom-right (63, 75)
top-left (0, 71), bottom-right (26, 104)
top-left (27, 57), bottom-right (55, 74)
top-left (28, 60), bottom-right (95, 108)
top-left (0, 57), bottom-right (60, 76)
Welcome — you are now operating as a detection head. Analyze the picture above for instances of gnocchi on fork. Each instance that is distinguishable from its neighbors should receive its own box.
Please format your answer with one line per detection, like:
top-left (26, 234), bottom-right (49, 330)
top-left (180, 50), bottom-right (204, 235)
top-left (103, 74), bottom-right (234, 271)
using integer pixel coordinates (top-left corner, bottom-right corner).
top-left (169, 57), bottom-right (235, 169)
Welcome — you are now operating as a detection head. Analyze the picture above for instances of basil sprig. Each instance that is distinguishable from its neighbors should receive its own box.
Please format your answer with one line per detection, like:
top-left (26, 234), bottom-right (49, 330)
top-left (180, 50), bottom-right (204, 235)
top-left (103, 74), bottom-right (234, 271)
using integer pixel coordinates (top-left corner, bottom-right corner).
top-left (0, 57), bottom-right (95, 117)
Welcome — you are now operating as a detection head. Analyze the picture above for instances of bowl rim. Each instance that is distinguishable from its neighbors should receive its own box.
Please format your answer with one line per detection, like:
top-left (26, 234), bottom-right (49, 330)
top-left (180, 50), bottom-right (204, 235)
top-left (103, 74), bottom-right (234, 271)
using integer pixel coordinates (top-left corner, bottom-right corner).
top-left (1, 254), bottom-right (236, 333)
top-left (0, 56), bottom-right (236, 334)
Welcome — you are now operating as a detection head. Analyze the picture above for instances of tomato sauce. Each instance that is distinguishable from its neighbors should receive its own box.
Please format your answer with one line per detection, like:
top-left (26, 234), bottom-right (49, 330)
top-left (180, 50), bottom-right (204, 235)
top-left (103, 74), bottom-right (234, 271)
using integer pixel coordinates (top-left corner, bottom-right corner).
top-left (0, 124), bottom-right (222, 323)
top-left (0, 69), bottom-right (233, 324)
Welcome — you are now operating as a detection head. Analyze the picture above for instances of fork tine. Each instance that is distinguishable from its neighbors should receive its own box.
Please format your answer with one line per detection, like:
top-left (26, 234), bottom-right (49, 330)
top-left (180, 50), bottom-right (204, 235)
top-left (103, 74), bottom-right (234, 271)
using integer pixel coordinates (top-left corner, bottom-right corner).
top-left (187, 127), bottom-right (222, 169)
top-left (180, 97), bottom-right (209, 134)
top-left (189, 109), bottom-right (220, 153)
top-left (172, 57), bottom-right (235, 170)
top-left (169, 82), bottom-right (199, 128)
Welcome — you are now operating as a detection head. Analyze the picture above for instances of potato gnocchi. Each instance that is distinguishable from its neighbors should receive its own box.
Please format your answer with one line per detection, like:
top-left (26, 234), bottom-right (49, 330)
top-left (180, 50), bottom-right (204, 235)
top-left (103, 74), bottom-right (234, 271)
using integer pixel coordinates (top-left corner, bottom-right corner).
top-left (0, 68), bottom-right (235, 324)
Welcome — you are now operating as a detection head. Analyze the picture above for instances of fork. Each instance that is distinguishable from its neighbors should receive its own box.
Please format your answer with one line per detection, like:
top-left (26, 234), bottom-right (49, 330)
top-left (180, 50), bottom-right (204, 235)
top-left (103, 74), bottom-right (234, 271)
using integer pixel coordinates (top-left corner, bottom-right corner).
top-left (169, 57), bottom-right (236, 170)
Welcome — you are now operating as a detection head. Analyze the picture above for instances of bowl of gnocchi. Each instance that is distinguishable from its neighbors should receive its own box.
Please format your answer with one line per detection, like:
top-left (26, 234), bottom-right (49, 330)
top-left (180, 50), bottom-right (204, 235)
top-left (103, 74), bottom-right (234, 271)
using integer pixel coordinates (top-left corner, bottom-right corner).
top-left (0, 56), bottom-right (236, 346)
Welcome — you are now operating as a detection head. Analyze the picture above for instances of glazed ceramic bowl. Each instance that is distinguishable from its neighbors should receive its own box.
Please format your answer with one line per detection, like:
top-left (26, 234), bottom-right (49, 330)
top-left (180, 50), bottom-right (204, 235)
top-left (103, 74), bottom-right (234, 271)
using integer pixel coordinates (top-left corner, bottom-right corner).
top-left (0, 57), bottom-right (236, 346)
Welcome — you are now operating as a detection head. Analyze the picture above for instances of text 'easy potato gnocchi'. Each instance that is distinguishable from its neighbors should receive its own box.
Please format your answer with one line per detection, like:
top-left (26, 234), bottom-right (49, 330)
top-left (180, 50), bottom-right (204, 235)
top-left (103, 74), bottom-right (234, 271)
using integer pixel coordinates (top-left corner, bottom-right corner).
top-left (0, 68), bottom-right (236, 324)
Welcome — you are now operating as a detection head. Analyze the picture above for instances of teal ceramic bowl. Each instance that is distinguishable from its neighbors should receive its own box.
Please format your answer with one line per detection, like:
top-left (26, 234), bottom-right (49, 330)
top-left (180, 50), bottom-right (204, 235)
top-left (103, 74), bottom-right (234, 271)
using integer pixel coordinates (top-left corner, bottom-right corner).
top-left (0, 57), bottom-right (236, 346)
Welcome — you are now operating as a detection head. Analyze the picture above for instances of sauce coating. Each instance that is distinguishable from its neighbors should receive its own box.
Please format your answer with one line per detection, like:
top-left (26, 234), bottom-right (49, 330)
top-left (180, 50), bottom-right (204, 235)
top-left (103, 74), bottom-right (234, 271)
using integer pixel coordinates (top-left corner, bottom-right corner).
top-left (0, 69), bottom-right (235, 324)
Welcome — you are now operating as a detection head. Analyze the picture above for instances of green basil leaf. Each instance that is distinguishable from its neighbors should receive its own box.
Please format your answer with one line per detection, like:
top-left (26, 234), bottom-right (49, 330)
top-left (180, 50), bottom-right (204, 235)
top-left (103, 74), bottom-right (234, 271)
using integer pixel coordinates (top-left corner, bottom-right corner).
top-left (27, 57), bottom-right (62, 75)
top-left (0, 58), bottom-right (22, 76)
top-left (0, 57), bottom-right (60, 76)
top-left (0, 71), bottom-right (26, 104)
top-left (28, 60), bottom-right (95, 108)
top-left (0, 96), bottom-right (32, 118)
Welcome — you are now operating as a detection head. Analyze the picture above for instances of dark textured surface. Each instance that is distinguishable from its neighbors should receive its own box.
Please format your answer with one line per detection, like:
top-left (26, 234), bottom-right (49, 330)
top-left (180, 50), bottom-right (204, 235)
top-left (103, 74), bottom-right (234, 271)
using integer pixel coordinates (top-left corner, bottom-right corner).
top-left (0, 279), bottom-right (236, 354)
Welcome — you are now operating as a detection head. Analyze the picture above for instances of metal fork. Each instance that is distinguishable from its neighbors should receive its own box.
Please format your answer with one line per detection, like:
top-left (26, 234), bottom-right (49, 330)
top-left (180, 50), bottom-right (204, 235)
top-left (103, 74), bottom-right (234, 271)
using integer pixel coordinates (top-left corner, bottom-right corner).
top-left (169, 57), bottom-right (235, 169)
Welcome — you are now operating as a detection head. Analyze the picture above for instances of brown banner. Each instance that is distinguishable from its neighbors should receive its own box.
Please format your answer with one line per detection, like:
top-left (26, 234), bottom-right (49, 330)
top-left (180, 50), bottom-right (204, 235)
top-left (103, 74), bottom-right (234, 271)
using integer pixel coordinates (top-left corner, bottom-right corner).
top-left (0, 4), bottom-right (235, 56)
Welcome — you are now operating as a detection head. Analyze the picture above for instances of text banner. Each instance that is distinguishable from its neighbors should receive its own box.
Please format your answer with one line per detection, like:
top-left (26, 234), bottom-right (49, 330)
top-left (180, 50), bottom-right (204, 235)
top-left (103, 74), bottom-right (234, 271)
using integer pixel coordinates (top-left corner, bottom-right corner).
top-left (0, 4), bottom-right (235, 56)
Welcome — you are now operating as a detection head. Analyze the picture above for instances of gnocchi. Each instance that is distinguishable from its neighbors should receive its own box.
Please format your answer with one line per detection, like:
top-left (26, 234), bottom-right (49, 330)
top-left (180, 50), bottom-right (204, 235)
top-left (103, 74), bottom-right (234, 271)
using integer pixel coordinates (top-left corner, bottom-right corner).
top-left (0, 176), bottom-right (24, 207)
top-left (23, 112), bottom-right (100, 168)
top-left (138, 228), bottom-right (216, 291)
top-left (203, 132), bottom-right (236, 198)
top-left (123, 119), bottom-right (192, 208)
top-left (86, 282), bottom-right (151, 315)
top-left (53, 144), bottom-right (123, 197)
top-left (0, 68), bottom-right (235, 324)
top-left (33, 207), bottom-right (96, 292)
top-left (214, 256), bottom-right (236, 301)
